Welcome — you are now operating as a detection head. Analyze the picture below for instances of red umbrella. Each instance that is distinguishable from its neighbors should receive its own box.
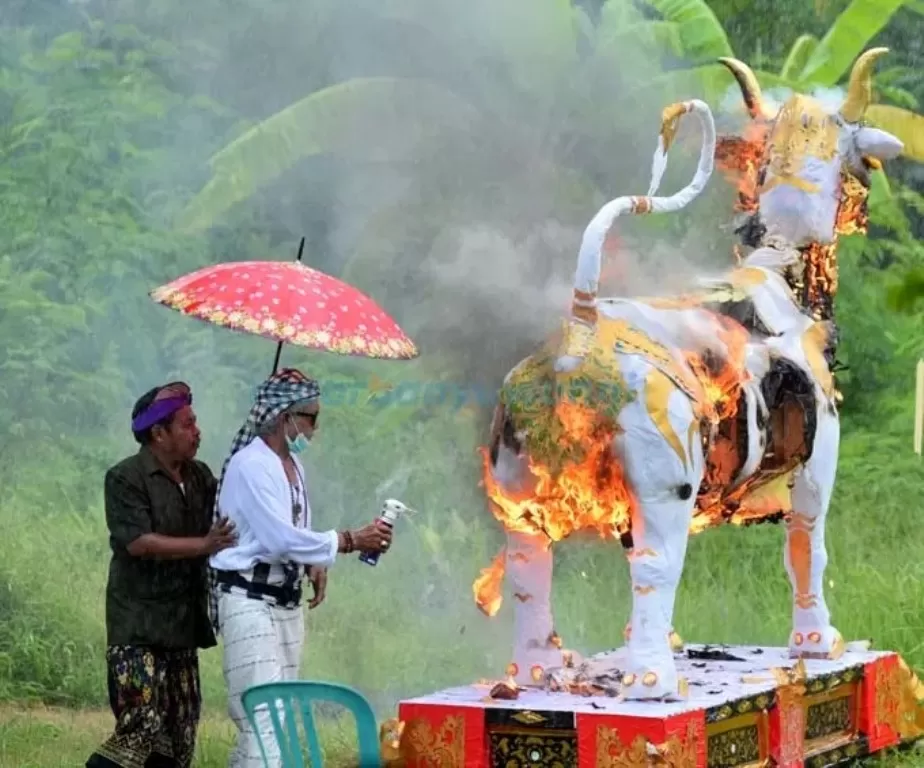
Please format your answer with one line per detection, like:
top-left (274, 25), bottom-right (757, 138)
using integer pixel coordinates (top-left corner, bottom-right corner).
top-left (150, 241), bottom-right (418, 369)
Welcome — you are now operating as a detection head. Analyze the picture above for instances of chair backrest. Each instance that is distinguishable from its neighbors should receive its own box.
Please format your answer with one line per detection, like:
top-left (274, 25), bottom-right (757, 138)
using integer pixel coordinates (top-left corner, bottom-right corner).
top-left (241, 680), bottom-right (382, 767)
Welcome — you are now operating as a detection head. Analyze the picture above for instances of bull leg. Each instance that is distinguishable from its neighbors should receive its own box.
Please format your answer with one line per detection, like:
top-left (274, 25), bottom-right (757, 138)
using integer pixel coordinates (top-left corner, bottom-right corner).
top-left (621, 497), bottom-right (697, 699)
top-left (623, 602), bottom-right (685, 651)
top-left (506, 531), bottom-right (563, 685)
top-left (786, 405), bottom-right (843, 658)
top-left (487, 438), bottom-right (563, 684)
top-left (618, 366), bottom-right (704, 701)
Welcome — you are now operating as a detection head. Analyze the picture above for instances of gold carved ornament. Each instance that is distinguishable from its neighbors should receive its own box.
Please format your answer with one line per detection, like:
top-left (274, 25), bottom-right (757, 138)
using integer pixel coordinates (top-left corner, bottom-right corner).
top-left (596, 721), bottom-right (699, 767)
top-left (896, 658), bottom-right (924, 740)
top-left (398, 715), bottom-right (466, 768)
top-left (380, 719), bottom-right (406, 766)
top-left (873, 658), bottom-right (924, 741)
top-left (740, 660), bottom-right (807, 765)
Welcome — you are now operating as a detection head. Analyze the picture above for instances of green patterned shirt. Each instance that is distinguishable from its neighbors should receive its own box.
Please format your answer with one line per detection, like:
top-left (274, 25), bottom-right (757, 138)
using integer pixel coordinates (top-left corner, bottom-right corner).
top-left (103, 446), bottom-right (218, 650)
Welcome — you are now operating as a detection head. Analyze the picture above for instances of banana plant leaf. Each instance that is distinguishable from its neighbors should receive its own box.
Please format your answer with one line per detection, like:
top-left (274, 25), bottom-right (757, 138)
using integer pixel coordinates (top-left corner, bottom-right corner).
top-left (795, 0), bottom-right (908, 86)
top-left (637, 0), bottom-right (734, 61)
top-left (176, 77), bottom-right (481, 233)
top-left (780, 35), bottom-right (819, 82)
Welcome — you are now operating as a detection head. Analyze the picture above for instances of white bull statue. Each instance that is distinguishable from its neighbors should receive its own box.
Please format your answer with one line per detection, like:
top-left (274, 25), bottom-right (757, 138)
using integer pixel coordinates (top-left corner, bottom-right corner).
top-left (474, 48), bottom-right (904, 701)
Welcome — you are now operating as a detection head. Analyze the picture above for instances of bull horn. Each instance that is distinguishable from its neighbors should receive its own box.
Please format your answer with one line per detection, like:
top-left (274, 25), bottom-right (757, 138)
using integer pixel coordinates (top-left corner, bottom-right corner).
top-left (718, 57), bottom-right (772, 121)
top-left (840, 47), bottom-right (889, 123)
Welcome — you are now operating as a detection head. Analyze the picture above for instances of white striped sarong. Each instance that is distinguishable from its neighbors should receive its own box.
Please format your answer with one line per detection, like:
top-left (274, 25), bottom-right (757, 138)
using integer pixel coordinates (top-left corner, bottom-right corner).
top-left (219, 590), bottom-right (305, 768)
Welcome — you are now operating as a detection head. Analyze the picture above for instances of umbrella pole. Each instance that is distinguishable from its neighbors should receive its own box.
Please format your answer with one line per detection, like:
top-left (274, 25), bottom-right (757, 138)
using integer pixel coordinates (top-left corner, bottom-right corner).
top-left (271, 236), bottom-right (306, 374)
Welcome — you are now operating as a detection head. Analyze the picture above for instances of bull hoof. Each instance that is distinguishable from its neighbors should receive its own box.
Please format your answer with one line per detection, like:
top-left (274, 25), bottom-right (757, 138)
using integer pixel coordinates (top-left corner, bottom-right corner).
top-left (509, 647), bottom-right (568, 686)
top-left (620, 662), bottom-right (685, 701)
top-left (789, 626), bottom-right (844, 660)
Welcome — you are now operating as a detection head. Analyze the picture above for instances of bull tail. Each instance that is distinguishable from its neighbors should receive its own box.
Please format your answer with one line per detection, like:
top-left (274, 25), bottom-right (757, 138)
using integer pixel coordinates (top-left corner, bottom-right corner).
top-left (570, 99), bottom-right (717, 326)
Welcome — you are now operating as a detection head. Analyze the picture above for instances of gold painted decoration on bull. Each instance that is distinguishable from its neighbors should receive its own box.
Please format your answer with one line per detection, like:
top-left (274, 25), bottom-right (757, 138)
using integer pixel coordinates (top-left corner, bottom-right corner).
top-left (761, 96), bottom-right (839, 196)
top-left (481, 319), bottom-right (640, 545)
top-left (636, 267), bottom-right (767, 317)
top-left (499, 319), bottom-right (636, 476)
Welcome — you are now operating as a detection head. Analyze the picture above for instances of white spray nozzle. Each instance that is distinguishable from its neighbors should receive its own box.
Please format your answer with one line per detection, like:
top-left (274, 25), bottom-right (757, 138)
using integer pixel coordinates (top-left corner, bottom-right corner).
top-left (382, 498), bottom-right (418, 518)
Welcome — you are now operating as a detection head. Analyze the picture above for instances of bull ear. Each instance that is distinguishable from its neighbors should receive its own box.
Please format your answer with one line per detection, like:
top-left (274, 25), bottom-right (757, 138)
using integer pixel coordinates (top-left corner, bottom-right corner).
top-left (855, 126), bottom-right (903, 162)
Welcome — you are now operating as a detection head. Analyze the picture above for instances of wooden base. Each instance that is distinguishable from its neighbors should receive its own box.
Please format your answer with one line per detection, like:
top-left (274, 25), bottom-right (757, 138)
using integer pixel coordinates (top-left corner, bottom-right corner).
top-left (392, 643), bottom-right (924, 767)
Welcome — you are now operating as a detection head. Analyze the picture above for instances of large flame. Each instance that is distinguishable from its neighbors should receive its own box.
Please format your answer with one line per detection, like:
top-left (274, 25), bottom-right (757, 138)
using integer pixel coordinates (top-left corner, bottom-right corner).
top-left (684, 313), bottom-right (750, 423)
top-left (481, 401), bottom-right (633, 544)
top-left (473, 316), bottom-right (754, 617)
top-left (473, 401), bottom-right (634, 617)
top-left (481, 402), bottom-right (631, 541)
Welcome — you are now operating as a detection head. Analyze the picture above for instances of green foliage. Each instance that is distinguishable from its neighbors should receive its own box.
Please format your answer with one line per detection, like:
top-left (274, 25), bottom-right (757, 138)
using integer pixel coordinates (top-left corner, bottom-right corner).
top-left (0, 23), bottom-right (224, 496)
top-left (792, 0), bottom-right (906, 85)
top-left (886, 267), bottom-right (924, 312)
top-left (779, 34), bottom-right (820, 81)
top-left (178, 77), bottom-right (483, 234)
top-left (636, 0), bottom-right (734, 61)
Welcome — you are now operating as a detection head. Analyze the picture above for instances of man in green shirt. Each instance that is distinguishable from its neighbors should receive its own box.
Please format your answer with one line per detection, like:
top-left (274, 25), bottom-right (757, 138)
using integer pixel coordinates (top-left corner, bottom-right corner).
top-left (87, 381), bottom-right (237, 768)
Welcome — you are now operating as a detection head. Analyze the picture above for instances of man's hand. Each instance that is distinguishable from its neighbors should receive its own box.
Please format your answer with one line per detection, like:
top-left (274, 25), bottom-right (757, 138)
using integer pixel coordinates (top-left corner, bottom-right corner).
top-left (351, 519), bottom-right (394, 553)
top-left (203, 517), bottom-right (237, 555)
top-left (126, 517), bottom-right (237, 561)
top-left (307, 566), bottom-right (328, 610)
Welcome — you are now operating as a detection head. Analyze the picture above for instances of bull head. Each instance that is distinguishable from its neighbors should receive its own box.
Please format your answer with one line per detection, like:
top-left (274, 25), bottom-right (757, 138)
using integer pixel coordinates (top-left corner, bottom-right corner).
top-left (720, 48), bottom-right (903, 248)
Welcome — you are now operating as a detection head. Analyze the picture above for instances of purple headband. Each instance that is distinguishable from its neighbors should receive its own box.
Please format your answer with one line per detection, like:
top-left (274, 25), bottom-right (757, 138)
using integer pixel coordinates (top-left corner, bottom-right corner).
top-left (132, 384), bottom-right (192, 433)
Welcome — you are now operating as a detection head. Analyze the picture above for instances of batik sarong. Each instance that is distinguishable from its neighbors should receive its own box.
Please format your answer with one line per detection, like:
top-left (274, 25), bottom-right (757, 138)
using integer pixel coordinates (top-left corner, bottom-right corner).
top-left (86, 645), bottom-right (201, 768)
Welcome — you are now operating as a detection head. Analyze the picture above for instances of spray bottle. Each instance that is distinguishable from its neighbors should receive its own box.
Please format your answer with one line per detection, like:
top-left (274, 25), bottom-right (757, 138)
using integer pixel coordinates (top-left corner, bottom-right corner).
top-left (359, 499), bottom-right (416, 566)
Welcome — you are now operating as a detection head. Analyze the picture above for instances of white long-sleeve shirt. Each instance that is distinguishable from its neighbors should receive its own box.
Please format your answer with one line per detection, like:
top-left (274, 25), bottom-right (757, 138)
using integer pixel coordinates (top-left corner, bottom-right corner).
top-left (209, 438), bottom-right (338, 573)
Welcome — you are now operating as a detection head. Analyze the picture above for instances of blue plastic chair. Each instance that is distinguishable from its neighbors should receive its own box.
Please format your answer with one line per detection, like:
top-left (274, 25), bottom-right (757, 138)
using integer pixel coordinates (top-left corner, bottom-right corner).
top-left (241, 680), bottom-right (382, 767)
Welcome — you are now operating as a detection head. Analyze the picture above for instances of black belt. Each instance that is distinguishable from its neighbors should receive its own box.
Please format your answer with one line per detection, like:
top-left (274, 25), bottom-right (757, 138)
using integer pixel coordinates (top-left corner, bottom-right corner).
top-left (214, 569), bottom-right (302, 607)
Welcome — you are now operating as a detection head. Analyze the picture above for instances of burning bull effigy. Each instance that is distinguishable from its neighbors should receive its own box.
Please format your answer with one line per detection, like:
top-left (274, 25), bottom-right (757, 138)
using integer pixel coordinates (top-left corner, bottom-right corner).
top-left (473, 48), bottom-right (903, 702)
top-left (392, 48), bottom-right (924, 768)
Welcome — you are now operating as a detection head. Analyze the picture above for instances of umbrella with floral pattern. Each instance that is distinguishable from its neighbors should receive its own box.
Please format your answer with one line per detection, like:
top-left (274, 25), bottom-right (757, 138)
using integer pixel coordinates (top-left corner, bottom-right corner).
top-left (150, 242), bottom-right (418, 369)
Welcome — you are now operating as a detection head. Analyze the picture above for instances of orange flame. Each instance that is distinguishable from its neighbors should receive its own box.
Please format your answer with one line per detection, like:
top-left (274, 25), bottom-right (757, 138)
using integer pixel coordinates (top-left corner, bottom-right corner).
top-left (473, 551), bottom-right (505, 617)
top-left (474, 402), bottom-right (633, 617)
top-left (473, 312), bottom-right (755, 616)
top-left (715, 123), bottom-right (770, 214)
top-left (685, 313), bottom-right (750, 423)
top-left (801, 170), bottom-right (870, 318)
top-left (480, 404), bottom-right (634, 542)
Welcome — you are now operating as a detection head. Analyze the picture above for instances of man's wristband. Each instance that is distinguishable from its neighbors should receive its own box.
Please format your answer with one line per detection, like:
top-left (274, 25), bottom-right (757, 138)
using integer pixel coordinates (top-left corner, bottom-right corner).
top-left (339, 530), bottom-right (355, 554)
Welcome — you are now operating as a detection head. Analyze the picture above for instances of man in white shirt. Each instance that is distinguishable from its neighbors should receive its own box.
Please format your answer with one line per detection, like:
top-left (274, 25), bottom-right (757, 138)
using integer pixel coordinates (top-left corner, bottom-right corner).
top-left (208, 368), bottom-right (391, 768)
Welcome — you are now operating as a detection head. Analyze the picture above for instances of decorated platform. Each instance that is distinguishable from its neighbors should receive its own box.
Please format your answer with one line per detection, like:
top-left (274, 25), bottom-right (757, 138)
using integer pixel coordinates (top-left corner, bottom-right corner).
top-left (392, 643), bottom-right (924, 767)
